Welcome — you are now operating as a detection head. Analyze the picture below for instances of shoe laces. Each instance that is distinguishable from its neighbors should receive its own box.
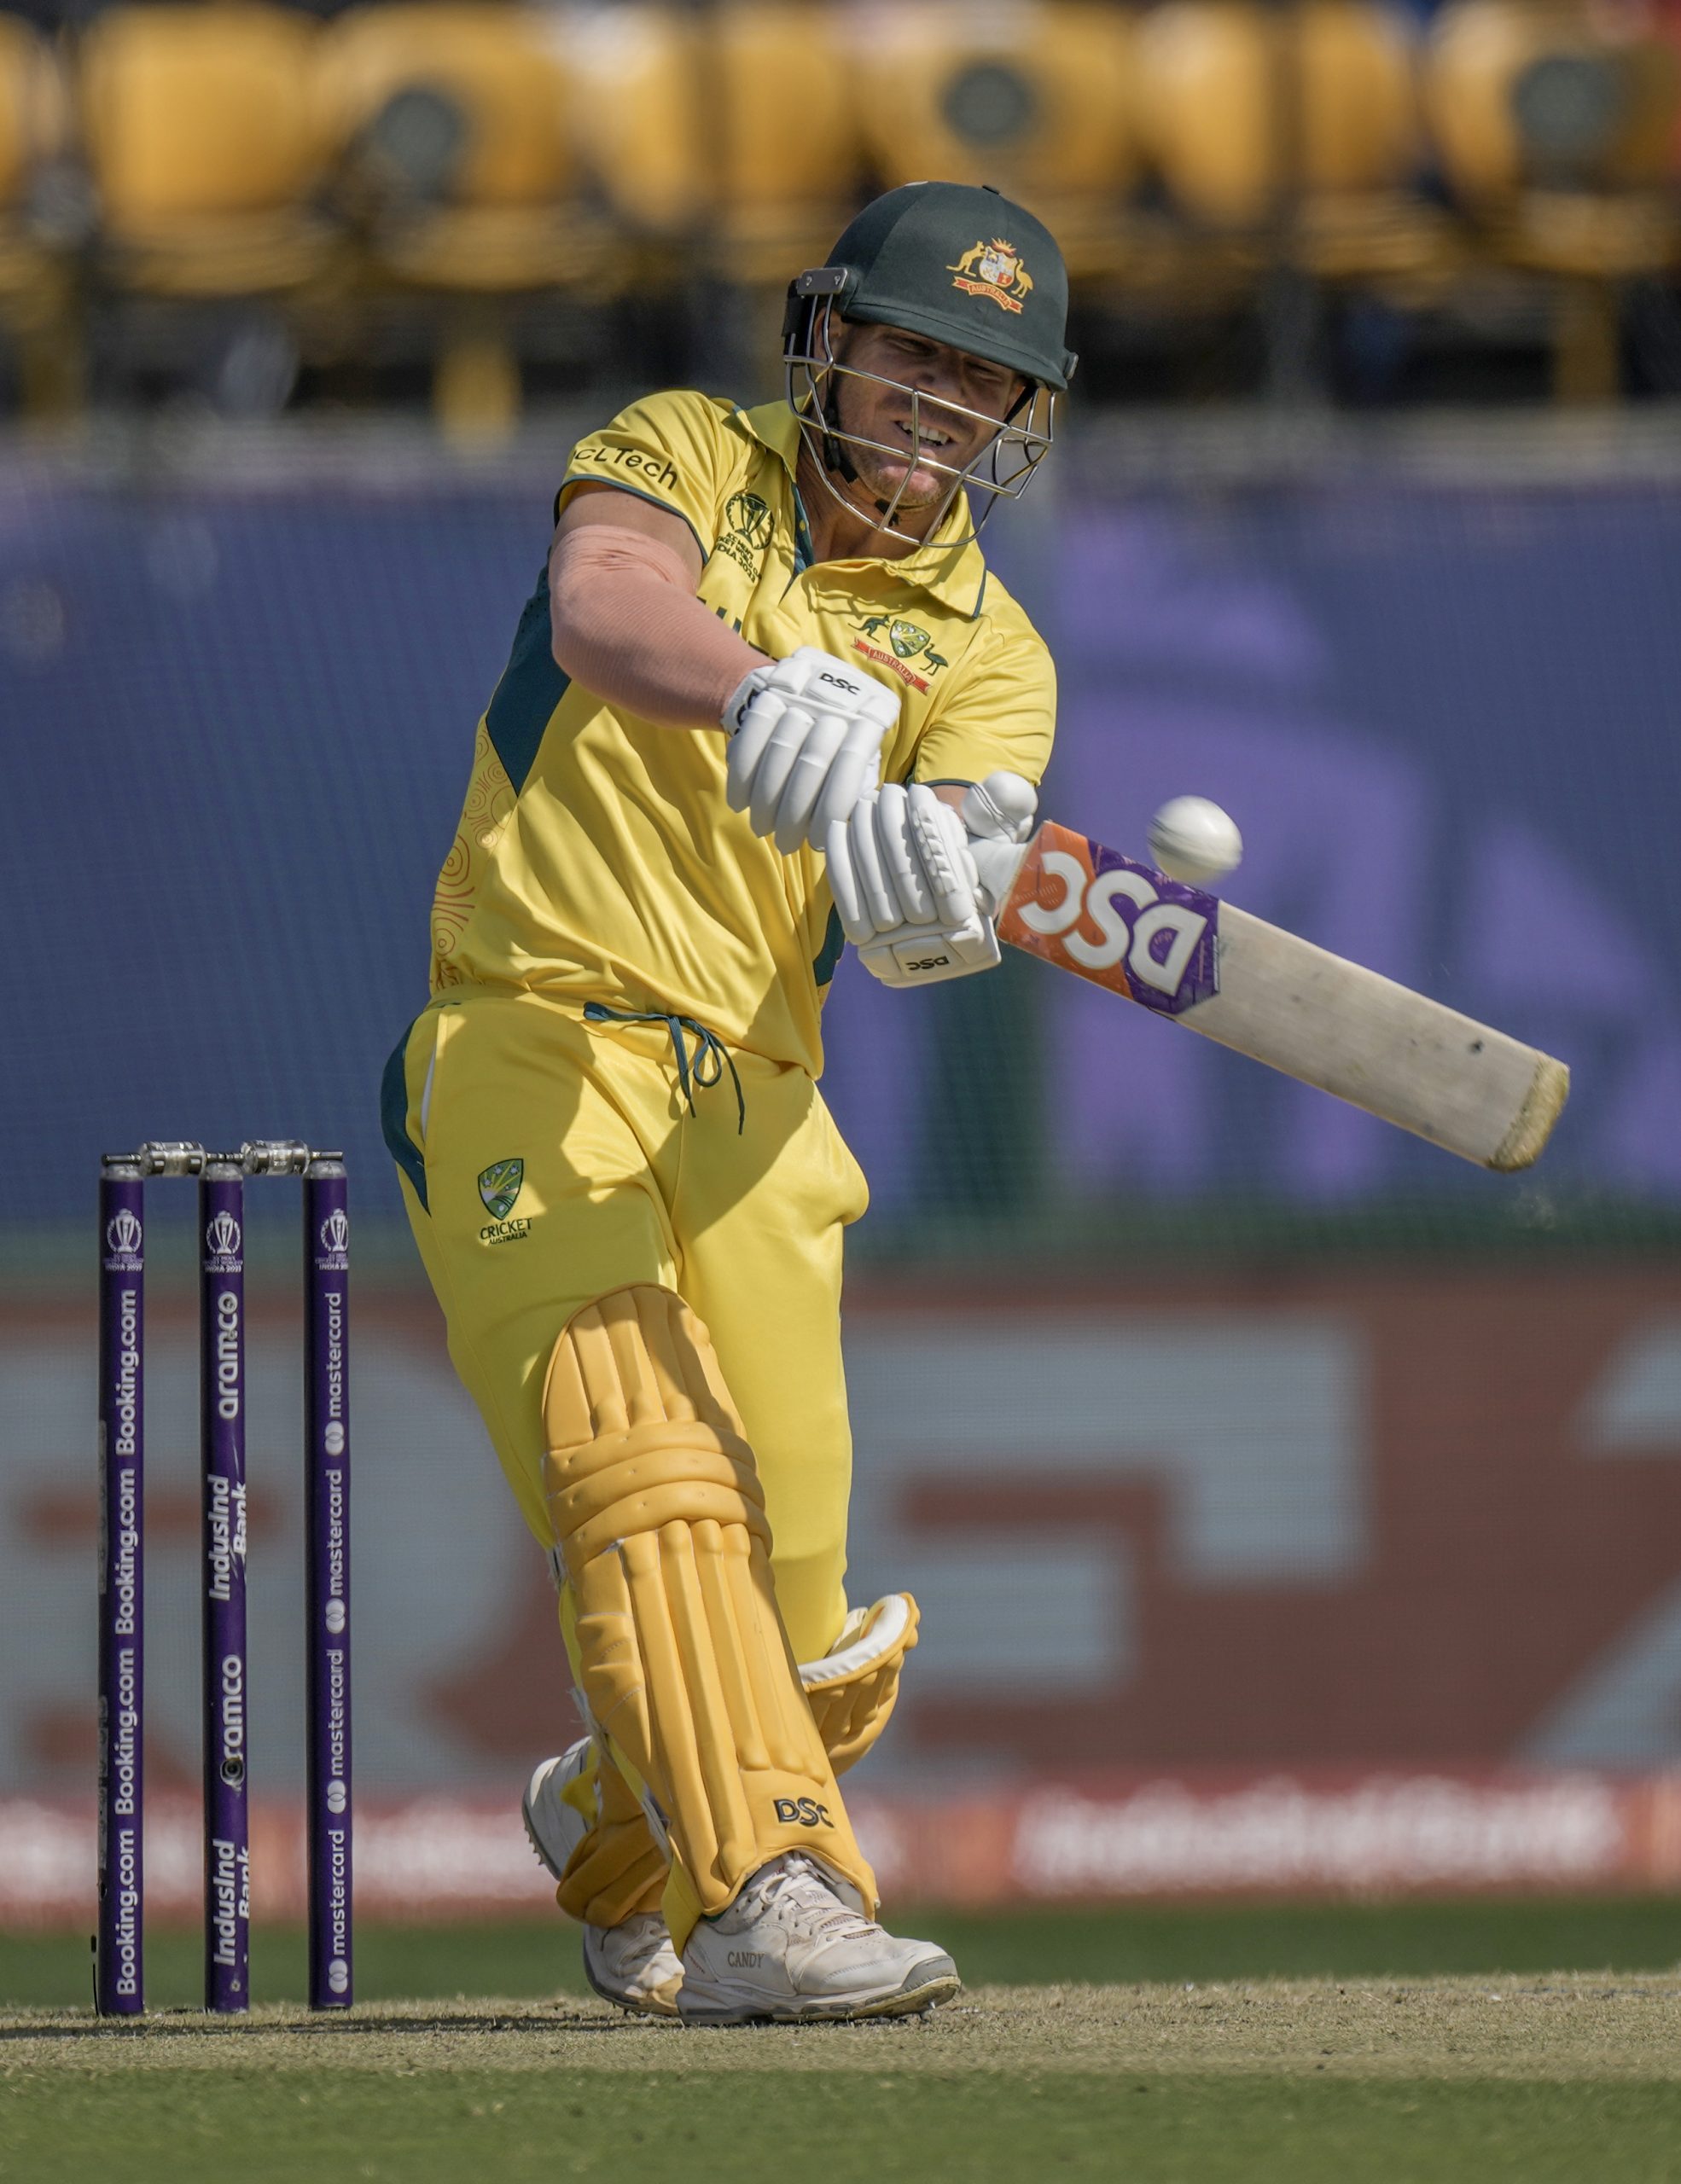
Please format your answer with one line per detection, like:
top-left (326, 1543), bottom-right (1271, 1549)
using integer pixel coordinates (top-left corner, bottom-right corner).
top-left (744, 1852), bottom-right (874, 1940)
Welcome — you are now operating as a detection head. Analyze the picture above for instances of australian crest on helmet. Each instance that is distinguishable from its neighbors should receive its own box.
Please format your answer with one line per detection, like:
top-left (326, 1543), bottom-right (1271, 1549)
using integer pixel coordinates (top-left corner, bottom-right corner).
top-left (948, 238), bottom-right (1034, 314)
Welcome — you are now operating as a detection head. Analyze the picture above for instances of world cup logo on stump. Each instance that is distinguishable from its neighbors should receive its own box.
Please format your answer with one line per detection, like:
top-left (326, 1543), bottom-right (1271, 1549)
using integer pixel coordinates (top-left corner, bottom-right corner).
top-left (205, 1211), bottom-right (242, 1268)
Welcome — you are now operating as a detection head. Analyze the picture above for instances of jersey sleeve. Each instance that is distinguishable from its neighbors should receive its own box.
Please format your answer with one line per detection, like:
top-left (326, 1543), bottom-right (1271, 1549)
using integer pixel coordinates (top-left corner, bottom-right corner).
top-left (555, 389), bottom-right (736, 559)
top-left (908, 616), bottom-right (1056, 789)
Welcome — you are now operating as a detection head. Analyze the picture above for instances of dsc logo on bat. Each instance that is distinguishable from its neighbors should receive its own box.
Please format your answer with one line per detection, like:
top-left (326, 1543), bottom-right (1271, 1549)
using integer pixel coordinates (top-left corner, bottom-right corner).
top-left (998, 822), bottom-right (1219, 1015)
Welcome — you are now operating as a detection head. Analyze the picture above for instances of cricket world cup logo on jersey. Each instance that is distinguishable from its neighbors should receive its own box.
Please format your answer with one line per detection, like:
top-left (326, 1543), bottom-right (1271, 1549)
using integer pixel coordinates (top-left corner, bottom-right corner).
top-left (205, 1211), bottom-right (242, 1269)
top-left (715, 491), bottom-right (774, 578)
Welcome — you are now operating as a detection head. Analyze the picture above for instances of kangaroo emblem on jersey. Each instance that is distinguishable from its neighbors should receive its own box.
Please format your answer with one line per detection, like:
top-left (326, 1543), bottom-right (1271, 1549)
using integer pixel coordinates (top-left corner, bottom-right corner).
top-left (947, 238), bottom-right (1033, 315)
top-left (859, 614), bottom-right (949, 674)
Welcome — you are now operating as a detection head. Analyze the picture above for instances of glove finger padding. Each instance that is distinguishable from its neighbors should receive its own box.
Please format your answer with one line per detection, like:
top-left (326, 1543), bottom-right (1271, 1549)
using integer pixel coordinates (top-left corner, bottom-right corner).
top-left (724, 686), bottom-right (787, 807)
top-left (906, 787), bottom-right (981, 928)
top-left (724, 647), bottom-right (899, 854)
top-left (827, 800), bottom-right (899, 943)
top-left (759, 706), bottom-right (848, 851)
top-left (805, 723), bottom-right (885, 847)
top-left (799, 1593), bottom-right (919, 1777)
top-left (875, 784), bottom-right (937, 924)
top-left (826, 783), bottom-right (1003, 987)
top-left (544, 1284), bottom-right (876, 1951)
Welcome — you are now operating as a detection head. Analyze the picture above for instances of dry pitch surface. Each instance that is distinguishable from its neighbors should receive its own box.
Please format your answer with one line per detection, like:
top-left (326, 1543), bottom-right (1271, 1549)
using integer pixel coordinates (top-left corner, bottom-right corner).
top-left (8, 1980), bottom-right (1681, 2182)
top-left (7, 1975), bottom-right (1681, 2077)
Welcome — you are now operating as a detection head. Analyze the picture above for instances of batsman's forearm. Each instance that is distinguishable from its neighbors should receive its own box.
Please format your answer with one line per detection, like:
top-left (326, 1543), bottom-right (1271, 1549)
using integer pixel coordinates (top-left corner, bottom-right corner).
top-left (549, 525), bottom-right (768, 729)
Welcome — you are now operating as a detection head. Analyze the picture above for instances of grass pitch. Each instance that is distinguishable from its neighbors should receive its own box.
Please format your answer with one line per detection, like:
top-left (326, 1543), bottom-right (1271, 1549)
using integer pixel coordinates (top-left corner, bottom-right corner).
top-left (6, 1905), bottom-right (1681, 2181)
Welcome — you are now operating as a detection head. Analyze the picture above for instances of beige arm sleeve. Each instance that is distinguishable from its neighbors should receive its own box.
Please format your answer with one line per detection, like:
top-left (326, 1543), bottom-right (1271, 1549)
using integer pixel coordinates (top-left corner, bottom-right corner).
top-left (548, 523), bottom-right (768, 730)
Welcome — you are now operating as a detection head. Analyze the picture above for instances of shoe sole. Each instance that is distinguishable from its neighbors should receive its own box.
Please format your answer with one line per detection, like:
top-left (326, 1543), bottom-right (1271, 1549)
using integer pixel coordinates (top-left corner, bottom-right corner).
top-left (582, 1949), bottom-right (682, 2021)
top-left (678, 1968), bottom-right (962, 2027)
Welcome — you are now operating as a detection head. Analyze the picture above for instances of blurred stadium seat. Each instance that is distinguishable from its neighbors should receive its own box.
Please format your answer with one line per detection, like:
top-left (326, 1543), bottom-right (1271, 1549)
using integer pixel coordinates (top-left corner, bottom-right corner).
top-left (567, 2), bottom-right (857, 282)
top-left (1427, 0), bottom-right (1681, 395)
top-left (1136, 0), bottom-right (1454, 284)
top-left (843, 0), bottom-right (1139, 281)
top-left (0, 14), bottom-right (77, 415)
top-left (320, 4), bottom-right (618, 435)
top-left (1428, 0), bottom-right (1678, 204)
top-left (561, 2), bottom-right (858, 389)
top-left (79, 4), bottom-right (336, 295)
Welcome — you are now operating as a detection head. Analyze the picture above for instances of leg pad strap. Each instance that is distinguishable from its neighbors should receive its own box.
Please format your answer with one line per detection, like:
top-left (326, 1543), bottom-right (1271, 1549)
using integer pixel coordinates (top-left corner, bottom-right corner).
top-left (555, 1746), bottom-right (667, 1928)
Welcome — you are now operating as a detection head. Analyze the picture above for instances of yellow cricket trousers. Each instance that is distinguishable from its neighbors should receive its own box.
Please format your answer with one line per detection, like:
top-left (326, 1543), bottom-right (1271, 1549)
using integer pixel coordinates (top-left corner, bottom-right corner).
top-left (381, 982), bottom-right (870, 1665)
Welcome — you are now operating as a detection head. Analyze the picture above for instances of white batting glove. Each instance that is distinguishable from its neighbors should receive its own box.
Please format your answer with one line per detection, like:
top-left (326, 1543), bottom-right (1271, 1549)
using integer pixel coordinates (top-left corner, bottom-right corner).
top-left (826, 783), bottom-right (1001, 989)
top-left (723, 647), bottom-right (899, 856)
top-left (961, 770), bottom-right (1039, 914)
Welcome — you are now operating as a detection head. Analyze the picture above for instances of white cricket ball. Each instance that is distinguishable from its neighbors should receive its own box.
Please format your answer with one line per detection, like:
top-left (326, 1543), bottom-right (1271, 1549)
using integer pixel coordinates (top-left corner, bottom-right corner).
top-left (1148, 796), bottom-right (1242, 886)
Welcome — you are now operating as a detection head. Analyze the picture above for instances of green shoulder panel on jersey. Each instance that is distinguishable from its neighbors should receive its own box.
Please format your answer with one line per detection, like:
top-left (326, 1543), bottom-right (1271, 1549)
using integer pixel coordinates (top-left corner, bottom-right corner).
top-left (486, 570), bottom-right (570, 793)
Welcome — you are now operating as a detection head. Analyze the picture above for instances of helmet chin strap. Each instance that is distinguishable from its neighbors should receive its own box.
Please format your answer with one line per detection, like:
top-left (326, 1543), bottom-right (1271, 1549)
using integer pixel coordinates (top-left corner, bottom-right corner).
top-left (820, 387), bottom-right (859, 485)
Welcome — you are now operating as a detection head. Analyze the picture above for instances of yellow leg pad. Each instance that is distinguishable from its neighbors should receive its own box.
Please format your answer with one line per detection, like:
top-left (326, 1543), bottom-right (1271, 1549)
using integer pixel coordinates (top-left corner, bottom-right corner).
top-left (800, 1593), bottom-right (921, 1777)
top-left (544, 1286), bottom-right (876, 1943)
top-left (554, 1745), bottom-right (667, 1930)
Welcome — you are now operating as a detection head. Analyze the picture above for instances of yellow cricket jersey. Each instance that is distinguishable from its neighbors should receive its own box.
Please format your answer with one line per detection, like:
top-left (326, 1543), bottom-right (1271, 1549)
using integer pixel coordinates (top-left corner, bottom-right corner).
top-left (428, 388), bottom-right (1056, 1077)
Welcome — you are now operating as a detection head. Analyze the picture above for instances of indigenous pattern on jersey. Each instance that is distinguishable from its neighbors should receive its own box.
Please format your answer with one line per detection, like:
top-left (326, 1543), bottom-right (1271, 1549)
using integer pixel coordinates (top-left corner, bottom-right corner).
top-left (429, 390), bottom-right (1056, 1076)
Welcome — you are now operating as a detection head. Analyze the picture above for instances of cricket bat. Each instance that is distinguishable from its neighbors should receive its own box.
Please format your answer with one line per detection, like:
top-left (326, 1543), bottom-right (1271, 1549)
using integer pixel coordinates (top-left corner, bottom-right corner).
top-left (972, 817), bottom-right (1568, 1172)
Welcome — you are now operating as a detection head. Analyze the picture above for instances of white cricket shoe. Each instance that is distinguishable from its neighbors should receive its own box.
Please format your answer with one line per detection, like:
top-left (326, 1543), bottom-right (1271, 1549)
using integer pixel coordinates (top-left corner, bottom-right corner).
top-left (678, 1850), bottom-right (960, 2024)
top-left (522, 1745), bottom-right (683, 2019)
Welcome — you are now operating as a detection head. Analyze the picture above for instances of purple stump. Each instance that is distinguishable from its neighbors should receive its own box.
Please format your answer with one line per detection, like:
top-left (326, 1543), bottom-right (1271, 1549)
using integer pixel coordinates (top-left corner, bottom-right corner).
top-left (97, 1162), bottom-right (146, 2015)
top-left (304, 1160), bottom-right (352, 2009)
top-left (200, 1163), bottom-right (250, 2013)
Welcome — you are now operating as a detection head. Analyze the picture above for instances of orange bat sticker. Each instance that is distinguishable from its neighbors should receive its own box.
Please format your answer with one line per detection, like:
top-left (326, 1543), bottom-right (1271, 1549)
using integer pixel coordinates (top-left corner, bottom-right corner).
top-left (997, 822), bottom-right (1220, 1014)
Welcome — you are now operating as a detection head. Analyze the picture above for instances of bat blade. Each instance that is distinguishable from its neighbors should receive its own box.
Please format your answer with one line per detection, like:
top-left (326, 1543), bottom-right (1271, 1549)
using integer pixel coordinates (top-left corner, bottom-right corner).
top-left (996, 821), bottom-right (1568, 1171)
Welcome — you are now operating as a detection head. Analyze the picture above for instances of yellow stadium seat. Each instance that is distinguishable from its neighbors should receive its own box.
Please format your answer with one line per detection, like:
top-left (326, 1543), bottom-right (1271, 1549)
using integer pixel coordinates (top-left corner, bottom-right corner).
top-left (318, 5), bottom-right (629, 440)
top-left (845, 0), bottom-right (1138, 280)
top-left (0, 12), bottom-right (62, 212)
top-left (1428, 0), bottom-right (1678, 212)
top-left (319, 5), bottom-right (615, 292)
top-left (0, 14), bottom-right (77, 415)
top-left (79, 4), bottom-right (336, 293)
top-left (1137, 0), bottom-right (1453, 282)
top-left (567, 3), bottom-right (856, 282)
top-left (1426, 0), bottom-right (1681, 398)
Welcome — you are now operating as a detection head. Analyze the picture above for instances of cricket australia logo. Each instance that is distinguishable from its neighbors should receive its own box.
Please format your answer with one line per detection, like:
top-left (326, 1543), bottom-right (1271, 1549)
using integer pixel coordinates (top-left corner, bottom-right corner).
top-left (478, 1159), bottom-right (524, 1221)
top-left (714, 491), bottom-right (774, 578)
top-left (204, 1211), bottom-right (242, 1269)
top-left (948, 237), bottom-right (1034, 315)
top-left (854, 614), bottom-right (949, 694)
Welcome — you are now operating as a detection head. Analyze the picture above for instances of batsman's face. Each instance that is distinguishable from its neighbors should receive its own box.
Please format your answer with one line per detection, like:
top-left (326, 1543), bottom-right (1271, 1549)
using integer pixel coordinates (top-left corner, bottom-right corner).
top-left (831, 322), bottom-right (1025, 514)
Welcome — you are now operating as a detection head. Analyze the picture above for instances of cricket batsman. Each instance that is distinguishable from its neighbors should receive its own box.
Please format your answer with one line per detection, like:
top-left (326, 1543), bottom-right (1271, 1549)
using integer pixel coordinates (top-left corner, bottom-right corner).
top-left (382, 181), bottom-right (1075, 2022)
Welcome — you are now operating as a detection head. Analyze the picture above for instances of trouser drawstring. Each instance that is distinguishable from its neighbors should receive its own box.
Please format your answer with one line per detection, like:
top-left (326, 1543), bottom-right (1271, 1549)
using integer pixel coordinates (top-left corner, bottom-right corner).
top-left (583, 1002), bottom-right (747, 1134)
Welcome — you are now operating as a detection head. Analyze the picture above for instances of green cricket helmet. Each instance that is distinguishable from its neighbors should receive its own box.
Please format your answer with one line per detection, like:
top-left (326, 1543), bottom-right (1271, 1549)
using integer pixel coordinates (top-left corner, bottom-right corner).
top-left (783, 180), bottom-right (1077, 543)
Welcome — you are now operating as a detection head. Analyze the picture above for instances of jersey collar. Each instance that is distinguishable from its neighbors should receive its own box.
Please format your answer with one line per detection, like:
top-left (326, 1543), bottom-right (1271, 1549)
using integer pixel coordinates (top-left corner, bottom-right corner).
top-left (737, 399), bottom-right (989, 619)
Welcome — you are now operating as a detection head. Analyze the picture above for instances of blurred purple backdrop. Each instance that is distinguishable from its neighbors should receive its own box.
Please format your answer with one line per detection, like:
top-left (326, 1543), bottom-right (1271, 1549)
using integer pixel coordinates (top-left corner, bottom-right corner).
top-left (7, 457), bottom-right (1680, 1224)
